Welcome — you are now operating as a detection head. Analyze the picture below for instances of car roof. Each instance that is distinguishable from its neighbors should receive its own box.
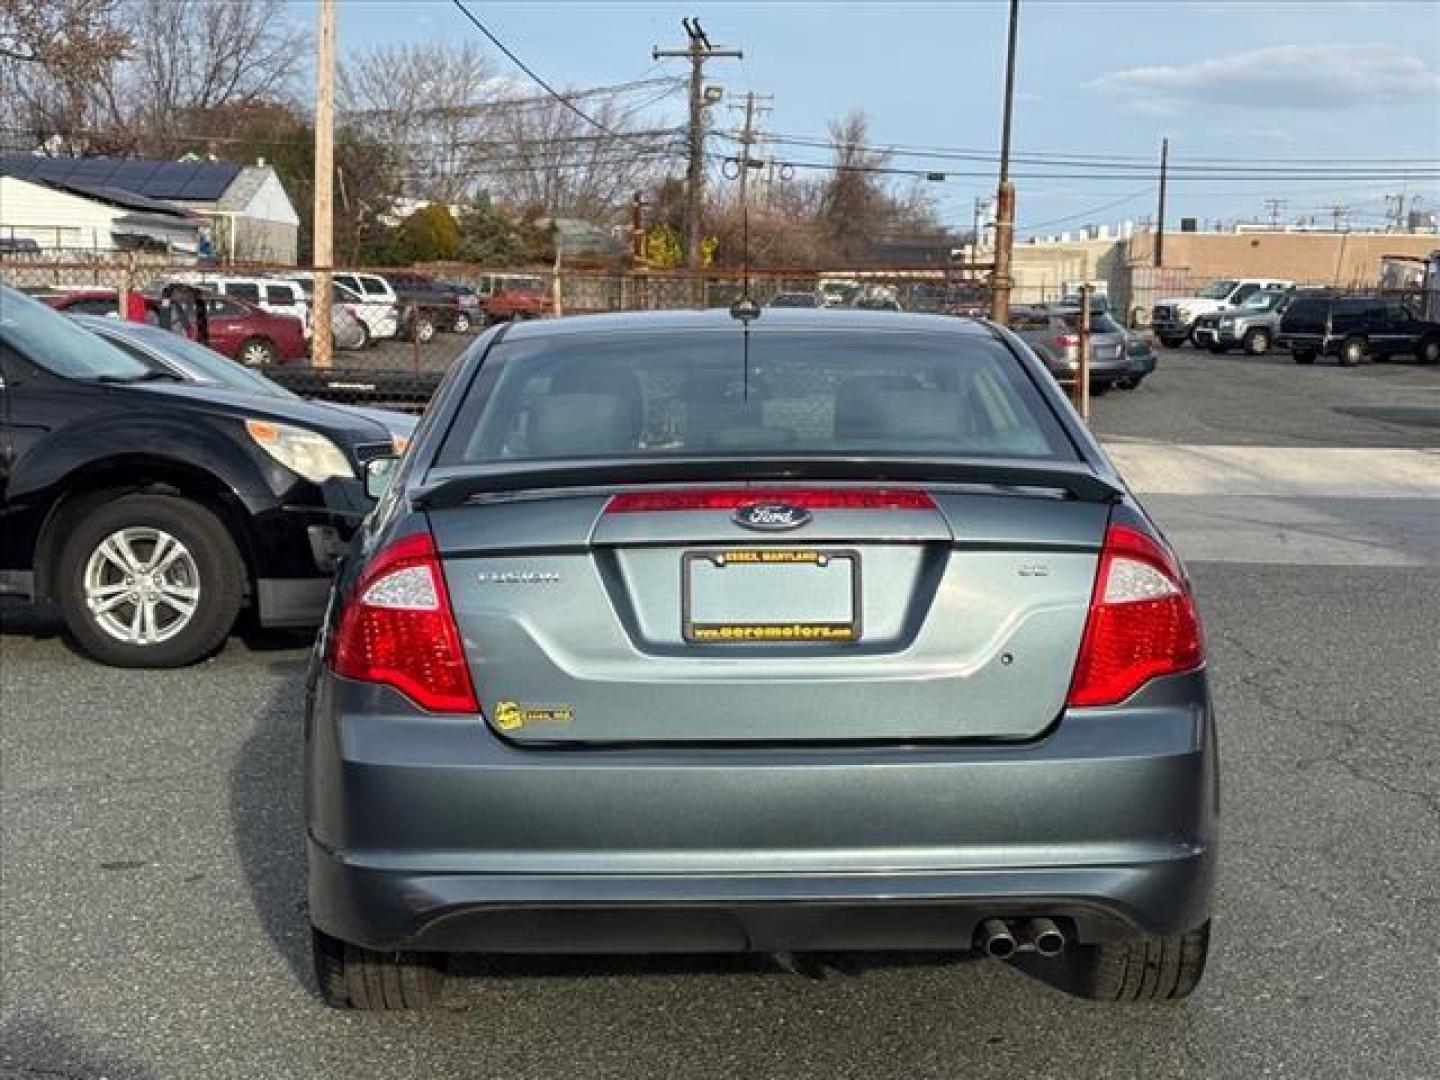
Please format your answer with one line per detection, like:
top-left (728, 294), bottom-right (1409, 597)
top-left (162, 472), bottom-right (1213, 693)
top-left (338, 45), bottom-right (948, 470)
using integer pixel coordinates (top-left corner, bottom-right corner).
top-left (498, 307), bottom-right (997, 342)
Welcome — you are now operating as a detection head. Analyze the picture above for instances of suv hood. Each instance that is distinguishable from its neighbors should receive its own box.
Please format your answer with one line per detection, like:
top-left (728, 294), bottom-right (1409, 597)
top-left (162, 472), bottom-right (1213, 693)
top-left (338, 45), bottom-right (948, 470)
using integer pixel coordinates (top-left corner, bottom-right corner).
top-left (131, 381), bottom-right (392, 448)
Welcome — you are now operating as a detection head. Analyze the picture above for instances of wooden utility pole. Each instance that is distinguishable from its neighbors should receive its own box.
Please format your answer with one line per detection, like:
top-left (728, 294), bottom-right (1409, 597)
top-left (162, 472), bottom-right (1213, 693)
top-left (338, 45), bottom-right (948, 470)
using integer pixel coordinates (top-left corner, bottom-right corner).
top-left (654, 19), bottom-right (741, 270)
top-left (1154, 137), bottom-right (1169, 268)
top-left (312, 0), bottom-right (335, 369)
top-left (1074, 283), bottom-right (1092, 422)
top-left (730, 91), bottom-right (771, 209)
top-left (989, 0), bottom-right (1020, 325)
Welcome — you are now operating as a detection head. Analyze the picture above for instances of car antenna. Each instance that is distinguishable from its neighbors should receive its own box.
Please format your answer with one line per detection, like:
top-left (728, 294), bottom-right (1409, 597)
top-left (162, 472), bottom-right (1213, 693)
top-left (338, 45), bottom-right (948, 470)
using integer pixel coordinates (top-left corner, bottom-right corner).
top-left (729, 198), bottom-right (759, 399)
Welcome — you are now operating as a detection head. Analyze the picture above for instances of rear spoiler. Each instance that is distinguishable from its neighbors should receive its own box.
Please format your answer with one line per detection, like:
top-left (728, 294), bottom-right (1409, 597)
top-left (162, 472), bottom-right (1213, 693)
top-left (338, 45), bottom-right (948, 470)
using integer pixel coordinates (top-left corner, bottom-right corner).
top-left (412, 457), bottom-right (1125, 510)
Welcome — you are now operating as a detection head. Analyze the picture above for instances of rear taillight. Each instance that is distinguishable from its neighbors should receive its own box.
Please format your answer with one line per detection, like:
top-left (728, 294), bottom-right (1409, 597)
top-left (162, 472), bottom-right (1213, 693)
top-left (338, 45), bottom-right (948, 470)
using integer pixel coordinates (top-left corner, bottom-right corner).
top-left (331, 532), bottom-right (478, 713)
top-left (1056, 333), bottom-right (1080, 348)
top-left (1067, 523), bottom-right (1204, 708)
top-left (605, 488), bottom-right (936, 513)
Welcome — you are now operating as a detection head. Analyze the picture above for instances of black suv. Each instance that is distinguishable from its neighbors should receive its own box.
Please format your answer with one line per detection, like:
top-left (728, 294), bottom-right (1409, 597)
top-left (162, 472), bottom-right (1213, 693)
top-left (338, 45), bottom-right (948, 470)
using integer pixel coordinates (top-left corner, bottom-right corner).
top-left (0, 286), bottom-right (399, 667)
top-left (1277, 295), bottom-right (1440, 367)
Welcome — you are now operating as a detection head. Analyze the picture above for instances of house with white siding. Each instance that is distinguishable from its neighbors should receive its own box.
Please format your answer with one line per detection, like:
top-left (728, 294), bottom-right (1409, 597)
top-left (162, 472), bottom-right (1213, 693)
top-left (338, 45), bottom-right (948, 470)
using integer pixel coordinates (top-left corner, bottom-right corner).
top-left (0, 174), bottom-right (201, 254)
top-left (0, 154), bottom-right (300, 263)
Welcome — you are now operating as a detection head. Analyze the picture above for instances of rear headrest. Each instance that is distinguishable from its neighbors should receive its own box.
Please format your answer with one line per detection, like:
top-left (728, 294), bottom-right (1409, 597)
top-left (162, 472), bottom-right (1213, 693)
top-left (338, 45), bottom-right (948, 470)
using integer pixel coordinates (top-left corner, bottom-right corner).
top-left (528, 393), bottom-right (639, 457)
top-left (834, 375), bottom-right (925, 439)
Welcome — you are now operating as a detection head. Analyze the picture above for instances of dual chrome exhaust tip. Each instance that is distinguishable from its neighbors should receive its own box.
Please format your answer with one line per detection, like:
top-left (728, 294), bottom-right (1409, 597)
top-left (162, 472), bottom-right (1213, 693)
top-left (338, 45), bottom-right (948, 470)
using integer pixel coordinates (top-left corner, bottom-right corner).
top-left (977, 917), bottom-right (1066, 959)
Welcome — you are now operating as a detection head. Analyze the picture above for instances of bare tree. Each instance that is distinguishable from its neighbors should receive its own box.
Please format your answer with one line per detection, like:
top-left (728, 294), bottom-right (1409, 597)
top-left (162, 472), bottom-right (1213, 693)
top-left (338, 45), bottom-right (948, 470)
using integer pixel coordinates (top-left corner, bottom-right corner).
top-left (0, 0), bottom-right (128, 150)
top-left (340, 42), bottom-right (499, 204)
top-left (485, 92), bottom-right (679, 221)
top-left (2, 0), bottom-right (307, 154)
top-left (818, 111), bottom-right (893, 261)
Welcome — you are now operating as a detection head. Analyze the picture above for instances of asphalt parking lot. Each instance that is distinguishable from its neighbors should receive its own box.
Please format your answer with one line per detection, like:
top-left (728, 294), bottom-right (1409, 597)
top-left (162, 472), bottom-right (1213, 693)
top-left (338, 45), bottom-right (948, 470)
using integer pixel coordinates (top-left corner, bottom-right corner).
top-left (3, 347), bottom-right (1438, 1079)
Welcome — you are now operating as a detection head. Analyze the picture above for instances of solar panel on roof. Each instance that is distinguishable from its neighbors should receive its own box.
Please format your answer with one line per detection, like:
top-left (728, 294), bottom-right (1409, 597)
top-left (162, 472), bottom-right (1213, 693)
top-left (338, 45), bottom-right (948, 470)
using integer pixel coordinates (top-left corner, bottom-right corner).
top-left (0, 153), bottom-right (240, 202)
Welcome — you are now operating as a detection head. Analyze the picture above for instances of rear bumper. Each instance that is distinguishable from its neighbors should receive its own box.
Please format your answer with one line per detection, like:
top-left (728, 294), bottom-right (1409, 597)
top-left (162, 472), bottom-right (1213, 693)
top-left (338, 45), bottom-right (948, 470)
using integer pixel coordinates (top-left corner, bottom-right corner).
top-left (306, 672), bottom-right (1218, 953)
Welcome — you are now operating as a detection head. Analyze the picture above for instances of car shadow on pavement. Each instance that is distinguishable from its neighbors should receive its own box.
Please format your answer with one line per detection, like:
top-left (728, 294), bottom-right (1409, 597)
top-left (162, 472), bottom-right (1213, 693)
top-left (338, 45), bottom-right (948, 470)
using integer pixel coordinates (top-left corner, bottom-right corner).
top-left (0, 598), bottom-right (63, 639)
top-left (229, 659), bottom-right (315, 991)
top-left (1, 1016), bottom-right (158, 1080)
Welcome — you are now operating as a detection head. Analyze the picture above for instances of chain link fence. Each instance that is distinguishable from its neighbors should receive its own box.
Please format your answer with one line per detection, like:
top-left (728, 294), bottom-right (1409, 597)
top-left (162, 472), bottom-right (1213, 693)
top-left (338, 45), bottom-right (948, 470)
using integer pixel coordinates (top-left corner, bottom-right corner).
top-left (5, 253), bottom-right (1429, 414)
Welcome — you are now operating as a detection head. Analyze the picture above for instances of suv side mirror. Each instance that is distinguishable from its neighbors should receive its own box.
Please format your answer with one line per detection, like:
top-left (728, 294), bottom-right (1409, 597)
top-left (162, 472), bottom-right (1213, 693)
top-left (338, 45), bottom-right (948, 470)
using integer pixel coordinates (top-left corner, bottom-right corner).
top-left (363, 454), bottom-right (400, 500)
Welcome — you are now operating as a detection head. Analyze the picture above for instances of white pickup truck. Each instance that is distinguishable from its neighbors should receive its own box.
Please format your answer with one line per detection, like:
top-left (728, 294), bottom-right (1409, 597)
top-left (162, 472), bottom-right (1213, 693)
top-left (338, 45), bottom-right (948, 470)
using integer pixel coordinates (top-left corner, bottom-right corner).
top-left (1151, 278), bottom-right (1293, 347)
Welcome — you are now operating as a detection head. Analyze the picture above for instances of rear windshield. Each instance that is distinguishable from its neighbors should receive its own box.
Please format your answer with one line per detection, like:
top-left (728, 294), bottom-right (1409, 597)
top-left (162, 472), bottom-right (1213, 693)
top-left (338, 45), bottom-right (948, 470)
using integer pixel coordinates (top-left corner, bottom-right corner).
top-left (439, 329), bottom-right (1075, 464)
top-left (1058, 312), bottom-right (1122, 334)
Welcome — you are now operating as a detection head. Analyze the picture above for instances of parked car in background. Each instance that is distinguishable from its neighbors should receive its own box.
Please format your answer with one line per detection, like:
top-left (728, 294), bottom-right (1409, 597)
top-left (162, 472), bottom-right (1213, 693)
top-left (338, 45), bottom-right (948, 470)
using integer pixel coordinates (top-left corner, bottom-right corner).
top-left (1012, 305), bottom-right (1131, 391)
top-left (853, 296), bottom-right (903, 311)
top-left (199, 294), bottom-right (308, 366)
top-left (1278, 295), bottom-right (1440, 366)
top-left (69, 315), bottom-right (416, 450)
top-left (768, 291), bottom-right (823, 308)
top-left (305, 308), bottom-right (1214, 1010)
top-left (286, 275), bottom-right (400, 346)
top-left (1117, 334), bottom-right (1158, 390)
top-left (36, 288), bottom-right (126, 317)
top-left (182, 275), bottom-right (312, 338)
top-left (1190, 287), bottom-right (1290, 355)
top-left (946, 283), bottom-right (991, 318)
top-left (381, 272), bottom-right (466, 339)
top-left (0, 286), bottom-right (399, 667)
top-left (482, 281), bottom-right (552, 324)
top-left (0, 237), bottom-right (42, 257)
top-left (439, 282), bottom-right (483, 332)
top-left (1151, 278), bottom-right (1293, 347)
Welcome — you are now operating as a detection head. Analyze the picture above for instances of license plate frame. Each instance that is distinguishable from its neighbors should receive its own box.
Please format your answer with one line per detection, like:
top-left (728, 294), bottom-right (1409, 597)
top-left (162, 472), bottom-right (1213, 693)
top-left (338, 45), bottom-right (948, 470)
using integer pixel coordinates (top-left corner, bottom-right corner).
top-left (681, 548), bottom-right (863, 645)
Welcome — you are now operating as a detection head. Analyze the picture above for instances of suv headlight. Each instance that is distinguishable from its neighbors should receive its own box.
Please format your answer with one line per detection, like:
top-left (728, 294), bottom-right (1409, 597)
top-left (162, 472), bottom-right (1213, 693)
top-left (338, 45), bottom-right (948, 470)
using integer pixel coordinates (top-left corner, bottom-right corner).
top-left (244, 419), bottom-right (354, 482)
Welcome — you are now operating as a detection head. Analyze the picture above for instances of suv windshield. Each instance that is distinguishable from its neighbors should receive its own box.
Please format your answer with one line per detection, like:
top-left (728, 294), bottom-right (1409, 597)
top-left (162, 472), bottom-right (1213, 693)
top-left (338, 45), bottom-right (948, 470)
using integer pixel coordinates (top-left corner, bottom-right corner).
top-left (440, 329), bottom-right (1076, 465)
top-left (1197, 279), bottom-right (1239, 299)
top-left (0, 286), bottom-right (152, 380)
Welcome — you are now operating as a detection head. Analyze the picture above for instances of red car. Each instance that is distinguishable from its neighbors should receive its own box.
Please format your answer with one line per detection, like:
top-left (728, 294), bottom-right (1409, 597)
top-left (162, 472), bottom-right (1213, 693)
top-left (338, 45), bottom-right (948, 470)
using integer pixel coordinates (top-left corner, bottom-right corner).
top-left (41, 288), bottom-right (306, 366)
top-left (483, 285), bottom-right (552, 323)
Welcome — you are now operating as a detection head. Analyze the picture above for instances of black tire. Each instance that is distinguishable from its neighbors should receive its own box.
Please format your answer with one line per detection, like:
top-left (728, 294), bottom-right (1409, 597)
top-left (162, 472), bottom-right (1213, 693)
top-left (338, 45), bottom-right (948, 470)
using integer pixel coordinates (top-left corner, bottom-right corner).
top-left (238, 336), bottom-right (277, 367)
top-left (54, 493), bottom-right (245, 668)
top-left (412, 314), bottom-right (437, 345)
top-left (1242, 327), bottom-right (1271, 356)
top-left (311, 927), bottom-right (443, 1011)
top-left (1293, 349), bottom-right (1316, 365)
top-left (354, 321), bottom-right (370, 349)
top-left (1062, 921), bottom-right (1211, 1002)
top-left (451, 311), bottom-right (473, 334)
top-left (1418, 336), bottom-right (1440, 365)
top-left (1338, 335), bottom-right (1367, 367)
top-left (1157, 335), bottom-right (1185, 349)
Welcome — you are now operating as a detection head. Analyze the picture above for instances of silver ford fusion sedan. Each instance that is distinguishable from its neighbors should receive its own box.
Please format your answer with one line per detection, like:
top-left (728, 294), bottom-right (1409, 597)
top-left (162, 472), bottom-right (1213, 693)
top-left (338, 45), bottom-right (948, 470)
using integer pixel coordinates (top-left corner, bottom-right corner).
top-left (305, 309), bottom-right (1216, 1010)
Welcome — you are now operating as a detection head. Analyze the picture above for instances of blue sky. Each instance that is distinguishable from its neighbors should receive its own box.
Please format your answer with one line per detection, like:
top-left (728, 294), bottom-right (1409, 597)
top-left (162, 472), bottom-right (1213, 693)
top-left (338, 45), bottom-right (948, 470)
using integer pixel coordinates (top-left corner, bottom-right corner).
top-left (299, 0), bottom-right (1440, 235)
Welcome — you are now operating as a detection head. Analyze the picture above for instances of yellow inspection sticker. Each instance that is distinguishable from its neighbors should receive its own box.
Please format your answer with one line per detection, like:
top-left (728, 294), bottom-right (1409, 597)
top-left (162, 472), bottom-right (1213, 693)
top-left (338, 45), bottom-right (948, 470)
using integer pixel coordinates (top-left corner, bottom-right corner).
top-left (493, 701), bottom-right (575, 732)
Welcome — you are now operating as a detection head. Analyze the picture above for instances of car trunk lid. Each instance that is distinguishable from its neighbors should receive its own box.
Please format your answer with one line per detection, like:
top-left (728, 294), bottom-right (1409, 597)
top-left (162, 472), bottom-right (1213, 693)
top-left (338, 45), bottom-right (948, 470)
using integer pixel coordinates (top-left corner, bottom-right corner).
top-left (426, 476), bottom-right (1111, 744)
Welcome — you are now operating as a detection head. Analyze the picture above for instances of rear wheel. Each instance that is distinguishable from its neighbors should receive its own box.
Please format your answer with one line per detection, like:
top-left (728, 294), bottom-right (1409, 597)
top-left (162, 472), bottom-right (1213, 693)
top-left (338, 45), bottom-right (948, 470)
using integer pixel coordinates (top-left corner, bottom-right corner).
top-left (451, 311), bottom-right (473, 333)
top-left (1418, 336), bottom-right (1440, 365)
top-left (1242, 327), bottom-right (1271, 356)
top-left (354, 321), bottom-right (370, 349)
top-left (55, 494), bottom-right (244, 668)
top-left (311, 926), bottom-right (444, 1011)
top-left (1060, 921), bottom-right (1211, 1002)
top-left (238, 336), bottom-right (276, 367)
top-left (411, 314), bottom-right (436, 345)
top-left (1338, 335), bottom-right (1368, 367)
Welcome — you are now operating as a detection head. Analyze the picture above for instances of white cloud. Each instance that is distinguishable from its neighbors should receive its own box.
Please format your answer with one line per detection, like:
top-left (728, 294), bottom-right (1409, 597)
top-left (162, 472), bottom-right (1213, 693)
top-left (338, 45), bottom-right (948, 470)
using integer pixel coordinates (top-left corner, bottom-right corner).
top-left (1092, 44), bottom-right (1440, 114)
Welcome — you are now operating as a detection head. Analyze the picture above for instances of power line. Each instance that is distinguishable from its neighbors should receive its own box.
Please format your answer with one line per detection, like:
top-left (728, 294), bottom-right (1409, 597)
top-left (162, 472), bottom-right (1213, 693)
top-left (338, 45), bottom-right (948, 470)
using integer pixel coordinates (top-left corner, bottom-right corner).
top-left (448, 0), bottom-right (633, 141)
top-left (1021, 188), bottom-right (1154, 232)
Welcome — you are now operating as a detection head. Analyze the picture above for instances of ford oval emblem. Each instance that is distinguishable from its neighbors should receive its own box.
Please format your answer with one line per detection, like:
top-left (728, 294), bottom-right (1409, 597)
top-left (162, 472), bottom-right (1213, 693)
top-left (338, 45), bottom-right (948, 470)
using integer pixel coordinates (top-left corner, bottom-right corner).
top-left (732, 502), bottom-right (812, 531)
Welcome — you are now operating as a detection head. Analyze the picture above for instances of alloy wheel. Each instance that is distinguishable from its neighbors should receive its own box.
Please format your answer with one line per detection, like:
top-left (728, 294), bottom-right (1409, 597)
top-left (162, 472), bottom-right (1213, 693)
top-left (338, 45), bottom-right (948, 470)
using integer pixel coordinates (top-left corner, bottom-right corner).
top-left (82, 527), bottom-right (201, 646)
